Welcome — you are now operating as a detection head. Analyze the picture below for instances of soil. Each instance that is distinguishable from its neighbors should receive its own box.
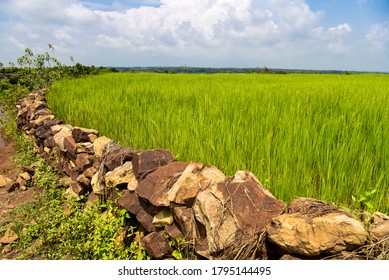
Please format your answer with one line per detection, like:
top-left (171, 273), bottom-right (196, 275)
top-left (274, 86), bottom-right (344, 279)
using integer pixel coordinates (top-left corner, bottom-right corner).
top-left (0, 110), bottom-right (41, 259)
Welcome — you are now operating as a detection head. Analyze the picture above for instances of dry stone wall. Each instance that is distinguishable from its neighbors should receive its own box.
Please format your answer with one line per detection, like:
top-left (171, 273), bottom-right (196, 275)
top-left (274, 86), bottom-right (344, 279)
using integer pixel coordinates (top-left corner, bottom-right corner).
top-left (13, 90), bottom-right (389, 260)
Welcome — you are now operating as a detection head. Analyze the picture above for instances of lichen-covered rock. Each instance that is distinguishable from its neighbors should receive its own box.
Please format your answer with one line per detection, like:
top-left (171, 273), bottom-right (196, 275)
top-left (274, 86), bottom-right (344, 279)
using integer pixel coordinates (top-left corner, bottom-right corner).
top-left (152, 208), bottom-right (174, 227)
top-left (267, 199), bottom-right (369, 256)
top-left (105, 161), bottom-right (137, 190)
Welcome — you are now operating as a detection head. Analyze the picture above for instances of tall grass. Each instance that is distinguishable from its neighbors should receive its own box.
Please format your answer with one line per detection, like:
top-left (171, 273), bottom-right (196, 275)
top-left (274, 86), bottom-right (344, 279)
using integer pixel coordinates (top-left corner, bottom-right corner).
top-left (47, 73), bottom-right (389, 213)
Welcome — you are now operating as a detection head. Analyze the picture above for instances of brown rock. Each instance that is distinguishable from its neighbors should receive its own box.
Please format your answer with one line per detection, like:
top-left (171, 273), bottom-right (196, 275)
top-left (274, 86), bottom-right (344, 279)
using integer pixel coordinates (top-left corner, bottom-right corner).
top-left (117, 190), bottom-right (150, 215)
top-left (34, 108), bottom-right (52, 117)
top-left (75, 153), bottom-right (93, 171)
top-left (72, 127), bottom-right (99, 143)
top-left (83, 166), bottom-right (97, 179)
top-left (5, 182), bottom-right (18, 193)
top-left (193, 171), bottom-right (285, 255)
top-left (266, 212), bottom-right (369, 256)
top-left (165, 223), bottom-right (184, 240)
top-left (76, 173), bottom-right (91, 187)
top-left (137, 209), bottom-right (157, 232)
top-left (132, 149), bottom-right (175, 179)
top-left (93, 136), bottom-right (113, 158)
top-left (91, 171), bottom-right (105, 195)
top-left (168, 162), bottom-right (226, 206)
top-left (87, 191), bottom-right (98, 205)
top-left (64, 135), bottom-right (78, 157)
top-left (104, 148), bottom-right (138, 171)
top-left (18, 172), bottom-right (32, 181)
top-left (136, 162), bottom-right (188, 207)
top-left (370, 212), bottom-right (389, 242)
top-left (288, 197), bottom-right (339, 215)
top-left (172, 206), bottom-right (196, 241)
top-left (0, 229), bottom-right (19, 244)
top-left (16, 177), bottom-right (27, 188)
top-left (75, 142), bottom-right (94, 154)
top-left (71, 181), bottom-right (89, 196)
top-left (35, 124), bottom-right (53, 139)
top-left (53, 129), bottom-right (73, 152)
top-left (64, 186), bottom-right (80, 199)
top-left (59, 176), bottom-right (73, 187)
top-left (30, 114), bottom-right (55, 126)
top-left (142, 231), bottom-right (173, 259)
top-left (44, 136), bottom-right (55, 148)
top-left (88, 134), bottom-right (98, 143)
top-left (0, 175), bottom-right (13, 188)
top-left (50, 124), bottom-right (73, 135)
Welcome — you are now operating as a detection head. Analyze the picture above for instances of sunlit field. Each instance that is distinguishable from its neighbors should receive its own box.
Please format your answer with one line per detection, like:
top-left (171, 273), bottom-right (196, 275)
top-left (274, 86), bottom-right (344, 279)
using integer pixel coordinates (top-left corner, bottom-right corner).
top-left (47, 73), bottom-right (389, 213)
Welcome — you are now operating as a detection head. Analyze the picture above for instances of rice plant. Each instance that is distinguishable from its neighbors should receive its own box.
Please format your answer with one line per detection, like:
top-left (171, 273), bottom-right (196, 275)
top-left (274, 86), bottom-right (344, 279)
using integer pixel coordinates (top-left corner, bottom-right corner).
top-left (47, 73), bottom-right (389, 213)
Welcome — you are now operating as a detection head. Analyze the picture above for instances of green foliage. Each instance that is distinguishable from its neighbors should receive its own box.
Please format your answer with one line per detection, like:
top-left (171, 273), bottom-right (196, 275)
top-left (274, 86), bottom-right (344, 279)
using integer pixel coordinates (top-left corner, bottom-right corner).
top-left (352, 189), bottom-right (377, 213)
top-left (15, 45), bottom-right (65, 90)
top-left (168, 237), bottom-right (195, 260)
top-left (47, 73), bottom-right (389, 214)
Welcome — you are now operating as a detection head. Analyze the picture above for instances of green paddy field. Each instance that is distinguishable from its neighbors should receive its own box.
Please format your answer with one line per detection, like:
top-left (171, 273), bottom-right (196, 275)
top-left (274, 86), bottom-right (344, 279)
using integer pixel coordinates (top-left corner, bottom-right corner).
top-left (47, 73), bottom-right (389, 213)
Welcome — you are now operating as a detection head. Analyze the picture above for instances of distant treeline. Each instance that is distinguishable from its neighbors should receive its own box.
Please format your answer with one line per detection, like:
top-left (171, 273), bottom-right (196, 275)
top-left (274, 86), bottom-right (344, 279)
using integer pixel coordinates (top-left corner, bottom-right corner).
top-left (114, 66), bottom-right (379, 75)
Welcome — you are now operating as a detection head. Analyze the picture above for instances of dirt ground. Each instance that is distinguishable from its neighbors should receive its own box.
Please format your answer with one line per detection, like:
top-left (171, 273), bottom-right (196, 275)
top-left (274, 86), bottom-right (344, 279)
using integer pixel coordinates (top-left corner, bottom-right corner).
top-left (0, 129), bottom-right (40, 219)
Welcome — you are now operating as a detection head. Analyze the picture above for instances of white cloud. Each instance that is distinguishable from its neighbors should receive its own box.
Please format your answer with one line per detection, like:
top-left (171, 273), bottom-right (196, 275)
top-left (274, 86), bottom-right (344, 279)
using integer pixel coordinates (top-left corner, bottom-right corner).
top-left (328, 23), bottom-right (352, 35)
top-left (0, 0), bottom-right (387, 71)
top-left (313, 23), bottom-right (352, 54)
top-left (53, 28), bottom-right (75, 43)
top-left (366, 22), bottom-right (389, 50)
top-left (7, 37), bottom-right (27, 50)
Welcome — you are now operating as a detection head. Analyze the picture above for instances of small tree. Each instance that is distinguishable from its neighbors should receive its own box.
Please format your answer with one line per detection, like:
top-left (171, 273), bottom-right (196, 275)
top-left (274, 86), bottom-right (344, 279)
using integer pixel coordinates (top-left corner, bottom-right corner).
top-left (16, 44), bottom-right (67, 90)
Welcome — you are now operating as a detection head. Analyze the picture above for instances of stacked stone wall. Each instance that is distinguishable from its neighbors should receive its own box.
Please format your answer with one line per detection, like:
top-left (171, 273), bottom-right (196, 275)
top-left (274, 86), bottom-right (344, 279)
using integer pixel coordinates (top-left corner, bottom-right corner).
top-left (13, 90), bottom-right (389, 260)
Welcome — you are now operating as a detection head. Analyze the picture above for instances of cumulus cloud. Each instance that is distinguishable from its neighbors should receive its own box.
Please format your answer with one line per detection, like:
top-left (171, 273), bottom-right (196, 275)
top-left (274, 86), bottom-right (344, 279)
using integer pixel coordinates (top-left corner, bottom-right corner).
top-left (0, 0), bottom-right (386, 70)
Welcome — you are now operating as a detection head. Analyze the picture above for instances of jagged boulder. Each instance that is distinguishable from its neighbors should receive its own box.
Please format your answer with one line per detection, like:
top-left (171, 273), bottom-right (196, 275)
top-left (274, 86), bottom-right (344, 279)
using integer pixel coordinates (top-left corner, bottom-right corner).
top-left (105, 161), bottom-right (138, 191)
top-left (168, 162), bottom-right (226, 207)
top-left (142, 231), bottom-right (173, 259)
top-left (53, 126), bottom-right (73, 152)
top-left (193, 171), bottom-right (285, 257)
top-left (132, 149), bottom-right (175, 179)
top-left (136, 162), bottom-right (188, 207)
top-left (72, 127), bottom-right (99, 143)
top-left (267, 198), bottom-right (369, 257)
top-left (93, 136), bottom-right (113, 159)
top-left (104, 148), bottom-right (138, 171)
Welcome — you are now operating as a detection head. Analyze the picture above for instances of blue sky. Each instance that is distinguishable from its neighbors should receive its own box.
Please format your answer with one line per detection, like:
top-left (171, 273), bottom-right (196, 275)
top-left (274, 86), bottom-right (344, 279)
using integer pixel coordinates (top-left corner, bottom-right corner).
top-left (0, 0), bottom-right (388, 71)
